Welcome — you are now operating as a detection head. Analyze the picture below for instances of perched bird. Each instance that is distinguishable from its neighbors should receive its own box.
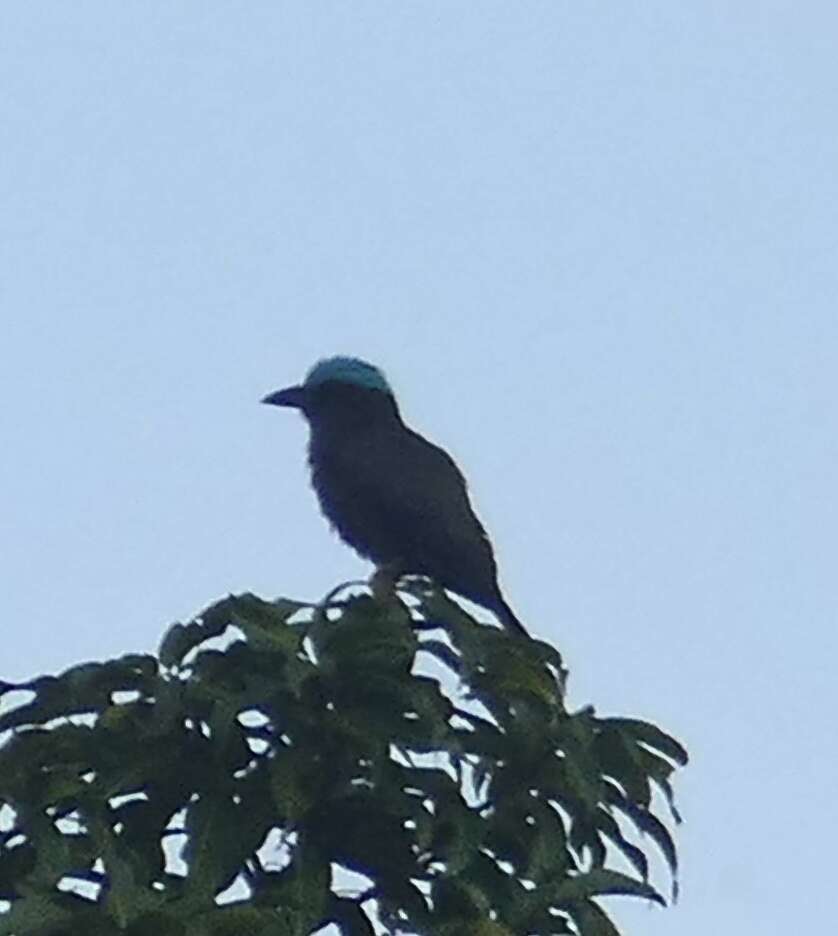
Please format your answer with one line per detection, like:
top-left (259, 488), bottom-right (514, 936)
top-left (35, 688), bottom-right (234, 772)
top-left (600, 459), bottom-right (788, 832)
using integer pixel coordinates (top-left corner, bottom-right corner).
top-left (262, 357), bottom-right (528, 636)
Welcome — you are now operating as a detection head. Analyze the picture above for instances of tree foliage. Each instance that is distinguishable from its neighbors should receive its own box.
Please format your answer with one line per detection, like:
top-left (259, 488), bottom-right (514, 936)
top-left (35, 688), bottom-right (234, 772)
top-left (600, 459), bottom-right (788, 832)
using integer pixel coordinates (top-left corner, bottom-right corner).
top-left (0, 581), bottom-right (687, 935)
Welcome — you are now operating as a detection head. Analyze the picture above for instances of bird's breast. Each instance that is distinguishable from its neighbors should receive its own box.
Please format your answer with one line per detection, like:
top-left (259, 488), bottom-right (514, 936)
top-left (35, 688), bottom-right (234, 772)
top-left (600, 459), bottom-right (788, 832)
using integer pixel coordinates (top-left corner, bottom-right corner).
top-left (307, 434), bottom-right (399, 564)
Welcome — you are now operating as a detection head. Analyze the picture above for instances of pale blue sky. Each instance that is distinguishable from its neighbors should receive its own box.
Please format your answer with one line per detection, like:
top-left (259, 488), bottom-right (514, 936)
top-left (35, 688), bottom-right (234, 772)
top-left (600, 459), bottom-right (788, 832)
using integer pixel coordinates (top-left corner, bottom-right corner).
top-left (2, 4), bottom-right (836, 934)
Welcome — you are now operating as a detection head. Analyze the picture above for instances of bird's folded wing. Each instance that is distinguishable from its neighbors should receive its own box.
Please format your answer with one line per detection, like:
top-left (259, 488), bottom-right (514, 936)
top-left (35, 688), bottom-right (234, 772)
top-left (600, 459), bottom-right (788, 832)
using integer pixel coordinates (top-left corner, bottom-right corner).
top-left (333, 429), bottom-right (498, 583)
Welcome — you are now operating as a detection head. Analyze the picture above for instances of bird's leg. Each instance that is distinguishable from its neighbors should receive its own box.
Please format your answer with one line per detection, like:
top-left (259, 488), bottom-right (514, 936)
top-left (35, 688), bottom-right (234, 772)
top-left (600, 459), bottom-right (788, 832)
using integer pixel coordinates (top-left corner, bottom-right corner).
top-left (369, 562), bottom-right (404, 599)
top-left (369, 563), bottom-right (415, 625)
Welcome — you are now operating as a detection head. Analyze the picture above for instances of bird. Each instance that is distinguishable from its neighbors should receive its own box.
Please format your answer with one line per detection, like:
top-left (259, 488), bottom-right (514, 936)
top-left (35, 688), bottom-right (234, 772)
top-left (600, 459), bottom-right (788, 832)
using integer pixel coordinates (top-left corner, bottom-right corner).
top-left (262, 356), bottom-right (528, 636)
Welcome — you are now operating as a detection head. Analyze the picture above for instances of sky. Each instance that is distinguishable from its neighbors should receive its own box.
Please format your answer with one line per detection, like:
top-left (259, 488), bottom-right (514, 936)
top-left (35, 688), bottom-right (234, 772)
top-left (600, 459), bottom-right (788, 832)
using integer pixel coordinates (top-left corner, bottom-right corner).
top-left (1, 3), bottom-right (836, 933)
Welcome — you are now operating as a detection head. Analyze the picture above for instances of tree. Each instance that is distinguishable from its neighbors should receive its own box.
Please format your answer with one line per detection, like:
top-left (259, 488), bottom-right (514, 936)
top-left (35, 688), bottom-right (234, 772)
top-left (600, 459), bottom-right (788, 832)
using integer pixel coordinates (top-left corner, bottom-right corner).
top-left (0, 580), bottom-right (687, 935)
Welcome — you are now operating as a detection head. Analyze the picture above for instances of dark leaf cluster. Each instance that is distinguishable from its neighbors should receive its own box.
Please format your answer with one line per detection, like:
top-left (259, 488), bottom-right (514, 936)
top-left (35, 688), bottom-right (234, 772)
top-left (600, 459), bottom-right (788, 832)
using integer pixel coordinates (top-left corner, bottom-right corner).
top-left (0, 582), bottom-right (687, 935)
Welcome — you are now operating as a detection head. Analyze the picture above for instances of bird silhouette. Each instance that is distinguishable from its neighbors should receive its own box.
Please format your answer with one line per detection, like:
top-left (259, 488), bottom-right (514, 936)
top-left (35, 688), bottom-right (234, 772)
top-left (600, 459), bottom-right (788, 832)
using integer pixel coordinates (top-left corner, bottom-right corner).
top-left (262, 356), bottom-right (528, 636)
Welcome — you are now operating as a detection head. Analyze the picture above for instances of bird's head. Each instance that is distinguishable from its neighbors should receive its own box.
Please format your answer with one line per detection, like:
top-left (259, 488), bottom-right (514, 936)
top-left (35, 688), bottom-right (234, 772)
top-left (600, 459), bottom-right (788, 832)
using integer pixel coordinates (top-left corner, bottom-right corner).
top-left (262, 356), bottom-right (399, 424)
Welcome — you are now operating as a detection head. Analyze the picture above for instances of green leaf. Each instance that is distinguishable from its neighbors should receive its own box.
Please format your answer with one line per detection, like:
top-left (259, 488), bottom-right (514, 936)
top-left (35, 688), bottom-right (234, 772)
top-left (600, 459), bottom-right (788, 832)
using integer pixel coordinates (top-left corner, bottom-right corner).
top-left (229, 594), bottom-right (306, 656)
top-left (611, 793), bottom-right (679, 886)
top-left (269, 750), bottom-right (319, 824)
top-left (593, 805), bottom-right (649, 883)
top-left (329, 897), bottom-right (377, 935)
top-left (182, 784), bottom-right (271, 901)
top-left (158, 621), bottom-right (202, 669)
top-left (417, 638), bottom-right (463, 676)
top-left (0, 893), bottom-right (75, 935)
top-left (258, 847), bottom-right (331, 932)
top-left (551, 868), bottom-right (665, 906)
top-left (159, 595), bottom-right (243, 668)
top-left (0, 677), bottom-right (78, 732)
top-left (593, 727), bottom-right (651, 807)
top-left (1, 586), bottom-right (685, 936)
top-left (197, 905), bottom-right (285, 936)
top-left (603, 718), bottom-right (689, 767)
top-left (567, 898), bottom-right (622, 936)
top-left (123, 911), bottom-right (188, 936)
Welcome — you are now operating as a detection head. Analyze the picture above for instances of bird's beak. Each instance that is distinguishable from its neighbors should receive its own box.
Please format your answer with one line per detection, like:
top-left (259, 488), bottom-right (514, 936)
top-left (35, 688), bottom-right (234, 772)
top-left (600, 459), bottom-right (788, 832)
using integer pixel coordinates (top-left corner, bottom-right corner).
top-left (261, 385), bottom-right (306, 409)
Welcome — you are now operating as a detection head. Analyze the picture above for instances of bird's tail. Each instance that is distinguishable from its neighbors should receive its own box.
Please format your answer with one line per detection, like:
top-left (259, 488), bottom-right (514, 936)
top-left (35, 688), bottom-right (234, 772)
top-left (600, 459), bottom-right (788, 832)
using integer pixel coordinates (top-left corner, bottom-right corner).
top-left (495, 598), bottom-right (530, 638)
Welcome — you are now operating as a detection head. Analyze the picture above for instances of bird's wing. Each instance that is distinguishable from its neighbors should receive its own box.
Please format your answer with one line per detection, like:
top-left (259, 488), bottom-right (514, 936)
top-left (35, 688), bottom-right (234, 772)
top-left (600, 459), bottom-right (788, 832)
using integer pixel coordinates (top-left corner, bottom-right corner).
top-left (326, 427), bottom-right (501, 601)
top-left (403, 432), bottom-right (493, 545)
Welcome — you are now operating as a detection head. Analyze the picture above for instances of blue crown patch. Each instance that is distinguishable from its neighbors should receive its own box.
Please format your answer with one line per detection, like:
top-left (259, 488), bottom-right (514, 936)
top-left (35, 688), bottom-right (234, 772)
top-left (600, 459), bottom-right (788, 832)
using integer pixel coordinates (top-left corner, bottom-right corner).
top-left (304, 357), bottom-right (392, 394)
